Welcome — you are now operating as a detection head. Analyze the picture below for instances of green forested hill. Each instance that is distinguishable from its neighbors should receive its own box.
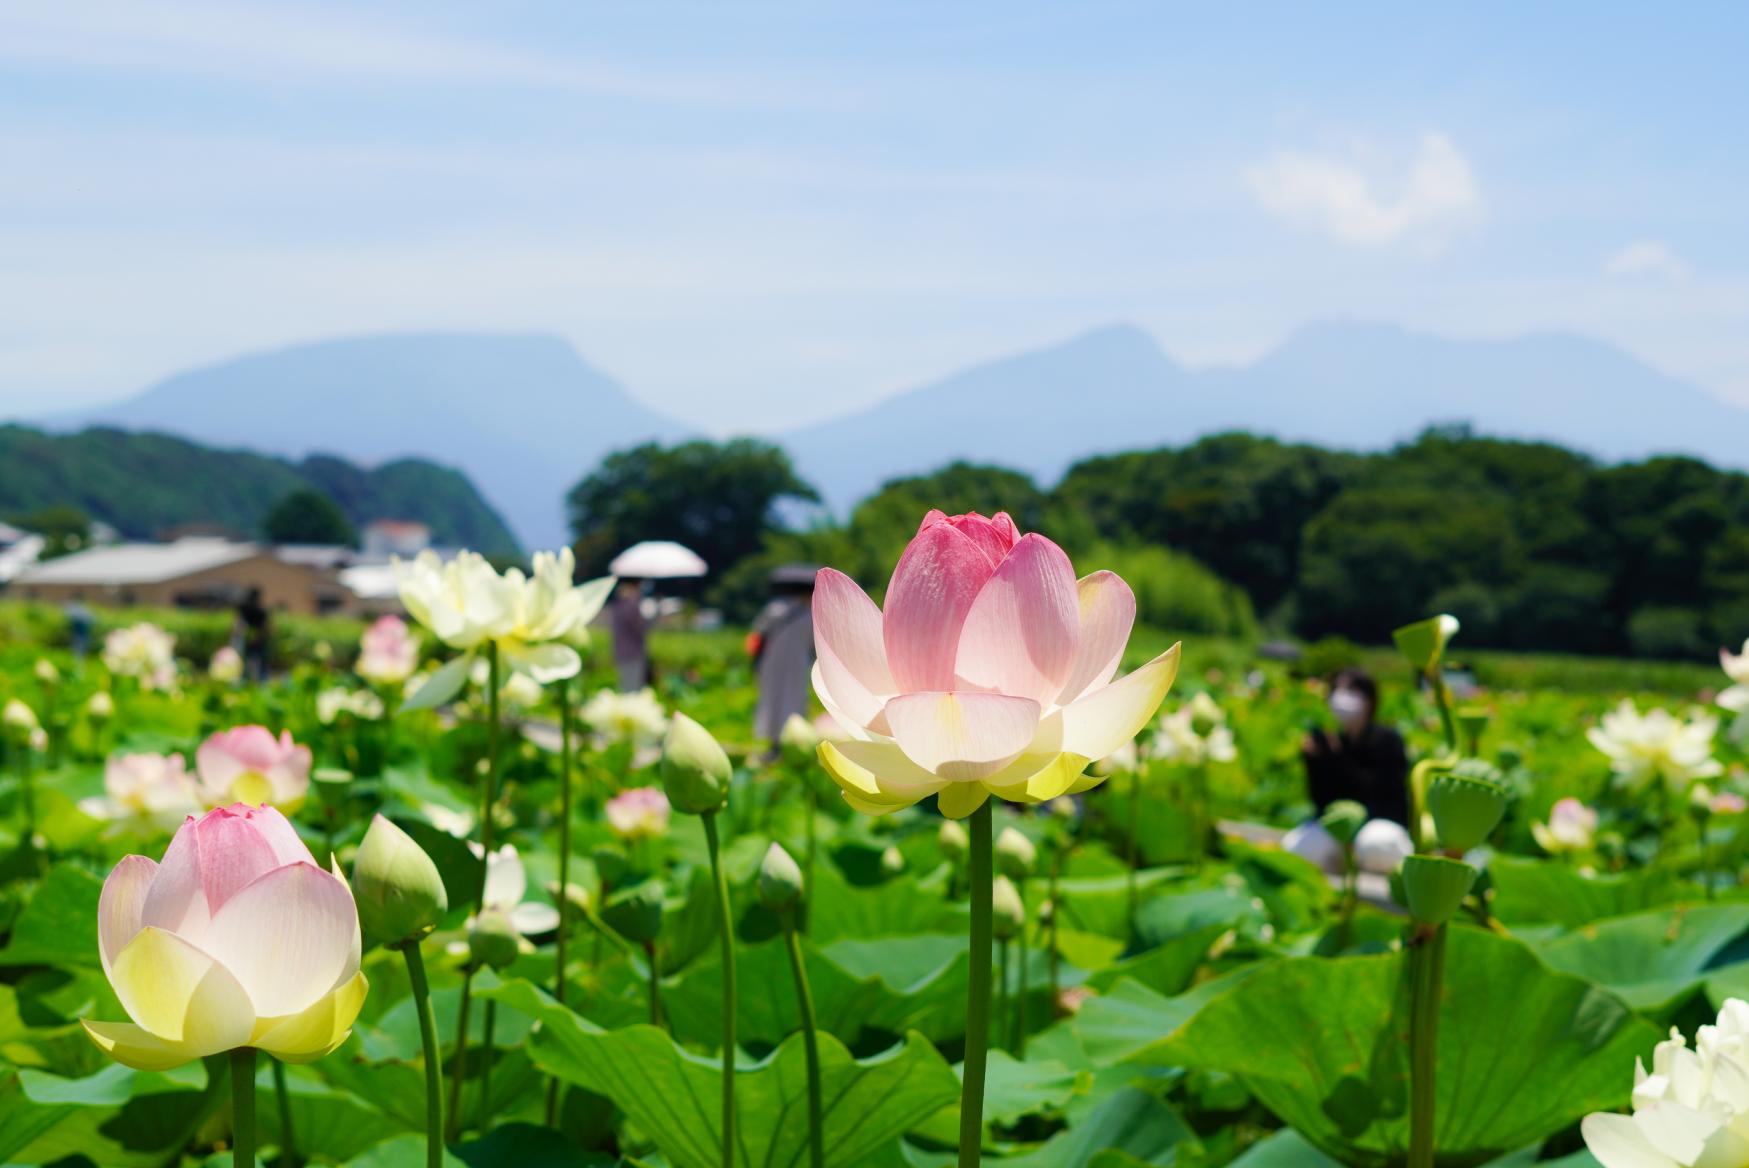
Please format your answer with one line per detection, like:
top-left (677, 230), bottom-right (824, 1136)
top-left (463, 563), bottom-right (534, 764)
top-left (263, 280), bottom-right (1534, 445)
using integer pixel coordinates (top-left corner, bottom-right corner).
top-left (0, 425), bottom-right (520, 555)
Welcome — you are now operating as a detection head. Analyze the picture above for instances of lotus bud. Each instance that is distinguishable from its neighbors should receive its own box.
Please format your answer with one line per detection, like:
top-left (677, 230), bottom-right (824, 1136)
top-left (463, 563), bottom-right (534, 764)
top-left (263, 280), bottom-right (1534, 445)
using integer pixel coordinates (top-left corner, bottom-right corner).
top-left (468, 910), bottom-right (520, 970)
top-left (1038, 897), bottom-right (1055, 926)
top-left (602, 879), bottom-right (665, 944)
top-left (992, 876), bottom-right (1025, 941)
top-left (34, 659), bottom-right (59, 685)
top-left (1320, 800), bottom-right (1368, 847)
top-left (778, 713), bottom-right (821, 758)
top-left (660, 712), bottom-right (732, 815)
top-left (593, 843), bottom-right (630, 887)
top-left (86, 690), bottom-right (115, 721)
top-left (880, 844), bottom-right (905, 876)
top-left (1391, 614), bottom-right (1460, 673)
top-left (352, 815), bottom-right (448, 946)
top-left (939, 818), bottom-right (969, 862)
top-left (996, 826), bottom-right (1037, 880)
top-left (3, 698), bottom-right (40, 739)
top-left (1427, 772), bottom-right (1509, 852)
top-left (1400, 854), bottom-right (1477, 925)
top-left (758, 843), bottom-right (804, 915)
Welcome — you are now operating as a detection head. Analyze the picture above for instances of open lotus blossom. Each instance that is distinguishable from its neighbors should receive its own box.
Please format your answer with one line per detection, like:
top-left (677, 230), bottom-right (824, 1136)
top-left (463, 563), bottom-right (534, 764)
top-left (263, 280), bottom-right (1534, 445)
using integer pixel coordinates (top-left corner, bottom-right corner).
top-left (1583, 997), bottom-right (1749, 1168)
top-left (82, 804), bottom-right (367, 1070)
top-left (811, 510), bottom-right (1180, 818)
top-left (395, 549), bottom-right (614, 707)
top-left (316, 686), bottom-right (386, 724)
top-left (1152, 691), bottom-right (1238, 766)
top-left (103, 622), bottom-right (177, 691)
top-left (81, 752), bottom-right (199, 829)
top-left (195, 726), bottom-right (312, 812)
top-left (209, 645), bottom-right (243, 684)
top-left (1588, 700), bottom-right (1722, 793)
top-left (1720, 638), bottom-right (1749, 714)
top-left (581, 686), bottom-right (670, 747)
top-left (605, 786), bottom-right (671, 842)
top-left (456, 843), bottom-right (560, 943)
top-left (356, 614), bottom-right (420, 686)
top-left (1531, 797), bottom-right (1598, 855)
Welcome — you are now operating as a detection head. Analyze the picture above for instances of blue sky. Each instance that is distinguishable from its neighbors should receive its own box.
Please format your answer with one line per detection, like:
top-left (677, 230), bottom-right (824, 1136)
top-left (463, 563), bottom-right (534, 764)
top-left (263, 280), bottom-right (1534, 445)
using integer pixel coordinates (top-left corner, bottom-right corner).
top-left (2, 1), bottom-right (1746, 431)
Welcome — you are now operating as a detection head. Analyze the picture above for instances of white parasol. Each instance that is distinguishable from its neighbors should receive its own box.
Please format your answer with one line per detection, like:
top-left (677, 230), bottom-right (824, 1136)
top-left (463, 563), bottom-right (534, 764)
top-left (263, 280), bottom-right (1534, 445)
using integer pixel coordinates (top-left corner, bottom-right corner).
top-left (608, 540), bottom-right (708, 579)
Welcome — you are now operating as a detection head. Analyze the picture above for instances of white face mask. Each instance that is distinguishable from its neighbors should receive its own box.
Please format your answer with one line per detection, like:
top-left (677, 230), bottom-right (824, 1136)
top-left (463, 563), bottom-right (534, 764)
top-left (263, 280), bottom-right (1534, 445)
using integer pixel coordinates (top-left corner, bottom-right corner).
top-left (1328, 688), bottom-right (1368, 730)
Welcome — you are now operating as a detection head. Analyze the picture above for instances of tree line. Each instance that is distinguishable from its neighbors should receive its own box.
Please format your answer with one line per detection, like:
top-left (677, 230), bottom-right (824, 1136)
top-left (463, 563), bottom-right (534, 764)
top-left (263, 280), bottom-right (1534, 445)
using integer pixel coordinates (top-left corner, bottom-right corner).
top-left (566, 426), bottom-right (1749, 659)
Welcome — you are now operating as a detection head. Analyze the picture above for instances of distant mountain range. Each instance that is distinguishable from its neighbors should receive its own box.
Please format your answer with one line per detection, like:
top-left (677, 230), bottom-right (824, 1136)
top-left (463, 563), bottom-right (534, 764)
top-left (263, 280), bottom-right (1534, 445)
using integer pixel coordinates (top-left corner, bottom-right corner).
top-left (24, 320), bottom-right (1749, 545)
top-left (0, 425), bottom-right (519, 555)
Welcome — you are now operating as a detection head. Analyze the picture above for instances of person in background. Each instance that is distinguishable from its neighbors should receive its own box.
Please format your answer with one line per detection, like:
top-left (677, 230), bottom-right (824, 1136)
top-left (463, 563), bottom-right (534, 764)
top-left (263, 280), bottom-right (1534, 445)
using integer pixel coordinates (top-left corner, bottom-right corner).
top-left (749, 567), bottom-right (816, 748)
top-left (1283, 668), bottom-right (1413, 874)
top-left (235, 587), bottom-right (271, 683)
top-left (65, 600), bottom-right (93, 661)
top-left (609, 578), bottom-right (651, 692)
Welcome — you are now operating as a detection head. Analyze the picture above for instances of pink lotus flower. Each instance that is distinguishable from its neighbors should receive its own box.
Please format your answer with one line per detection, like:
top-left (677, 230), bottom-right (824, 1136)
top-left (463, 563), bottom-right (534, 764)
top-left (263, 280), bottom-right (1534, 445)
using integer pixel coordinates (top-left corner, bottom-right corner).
top-left (195, 726), bottom-right (312, 812)
top-left (82, 752), bottom-right (199, 828)
top-left (811, 510), bottom-right (1180, 818)
top-left (82, 804), bottom-right (367, 1070)
top-left (606, 786), bottom-right (672, 842)
top-left (357, 615), bottom-right (420, 686)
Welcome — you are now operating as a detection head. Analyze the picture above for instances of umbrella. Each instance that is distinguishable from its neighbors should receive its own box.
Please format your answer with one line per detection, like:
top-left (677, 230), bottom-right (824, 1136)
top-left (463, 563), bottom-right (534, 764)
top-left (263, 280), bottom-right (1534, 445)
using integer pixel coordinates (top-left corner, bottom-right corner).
top-left (768, 563), bottom-right (820, 588)
top-left (609, 540), bottom-right (708, 579)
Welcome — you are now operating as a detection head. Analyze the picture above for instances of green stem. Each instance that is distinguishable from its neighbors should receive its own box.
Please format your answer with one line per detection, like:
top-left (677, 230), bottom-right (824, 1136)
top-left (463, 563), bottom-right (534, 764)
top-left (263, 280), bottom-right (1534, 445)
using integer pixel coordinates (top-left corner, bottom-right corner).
top-left (957, 800), bottom-right (994, 1168)
top-left (271, 1058), bottom-right (296, 1168)
top-left (703, 811), bottom-right (736, 1168)
top-left (401, 942), bottom-right (445, 1168)
top-left (547, 678), bottom-right (575, 1126)
top-left (1428, 671), bottom-right (1459, 756)
top-left (446, 968), bottom-right (474, 1143)
top-left (783, 927), bottom-right (824, 1168)
top-left (645, 941), bottom-right (663, 1027)
top-left (231, 1047), bottom-right (256, 1168)
top-left (996, 939), bottom-right (1010, 1053)
top-left (803, 782), bottom-right (817, 932)
top-left (1047, 851), bottom-right (1061, 1005)
top-left (1015, 919), bottom-right (1028, 1058)
top-left (1125, 771), bottom-right (1140, 945)
top-left (480, 1001), bottom-right (496, 1134)
top-left (1407, 924), bottom-right (1446, 1168)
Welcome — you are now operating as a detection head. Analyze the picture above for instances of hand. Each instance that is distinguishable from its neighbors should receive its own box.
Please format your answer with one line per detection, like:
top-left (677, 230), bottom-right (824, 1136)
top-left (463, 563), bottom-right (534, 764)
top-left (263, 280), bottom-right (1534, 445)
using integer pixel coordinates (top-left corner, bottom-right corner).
top-left (1302, 731), bottom-right (1327, 757)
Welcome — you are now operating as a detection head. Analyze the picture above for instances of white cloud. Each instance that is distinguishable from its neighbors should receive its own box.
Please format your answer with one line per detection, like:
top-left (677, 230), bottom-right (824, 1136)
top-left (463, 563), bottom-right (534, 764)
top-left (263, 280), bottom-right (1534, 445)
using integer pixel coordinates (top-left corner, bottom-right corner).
top-left (1246, 132), bottom-right (1481, 247)
top-left (1604, 239), bottom-right (1690, 281)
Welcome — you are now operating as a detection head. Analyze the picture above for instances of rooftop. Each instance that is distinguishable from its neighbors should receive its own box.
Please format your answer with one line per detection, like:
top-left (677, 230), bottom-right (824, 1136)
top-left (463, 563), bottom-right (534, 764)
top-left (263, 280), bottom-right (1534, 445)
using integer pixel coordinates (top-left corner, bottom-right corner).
top-left (13, 538), bottom-right (260, 586)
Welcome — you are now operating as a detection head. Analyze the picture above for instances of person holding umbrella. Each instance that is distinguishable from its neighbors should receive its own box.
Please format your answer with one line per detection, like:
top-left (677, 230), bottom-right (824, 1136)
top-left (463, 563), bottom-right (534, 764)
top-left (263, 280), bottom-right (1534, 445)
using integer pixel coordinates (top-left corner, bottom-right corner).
top-left (605, 541), bottom-right (709, 692)
top-left (749, 565), bottom-right (817, 748)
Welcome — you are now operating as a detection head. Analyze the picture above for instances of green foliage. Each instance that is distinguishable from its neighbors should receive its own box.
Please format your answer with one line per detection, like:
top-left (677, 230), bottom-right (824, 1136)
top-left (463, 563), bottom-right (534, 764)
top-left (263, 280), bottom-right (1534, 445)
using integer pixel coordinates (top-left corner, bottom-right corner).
top-left (1080, 541), bottom-right (1257, 639)
top-left (262, 487), bottom-right (358, 546)
top-left (4, 505), bottom-right (91, 561)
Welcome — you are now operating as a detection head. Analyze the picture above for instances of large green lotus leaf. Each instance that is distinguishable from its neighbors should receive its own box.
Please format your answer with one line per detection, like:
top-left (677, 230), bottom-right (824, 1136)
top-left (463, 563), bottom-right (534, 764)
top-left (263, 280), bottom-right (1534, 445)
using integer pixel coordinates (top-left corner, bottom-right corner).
top-left (897, 1086), bottom-right (1195, 1168)
top-left (1489, 856), bottom-right (1698, 928)
top-left (337, 1134), bottom-right (467, 1168)
top-left (0, 863), bottom-right (103, 967)
top-left (251, 1064), bottom-right (411, 1162)
top-left (6, 1060), bottom-right (217, 1167)
top-left (1083, 923), bottom-right (1226, 997)
top-left (1148, 927), bottom-right (1659, 1166)
top-left (807, 863), bottom-right (961, 943)
top-left (1228, 1129), bottom-right (1343, 1167)
top-left (483, 978), bottom-right (959, 1168)
top-left (1068, 967), bottom-right (1259, 1067)
top-left (1533, 902), bottom-right (1749, 1014)
top-left (1048, 869), bottom-right (1185, 941)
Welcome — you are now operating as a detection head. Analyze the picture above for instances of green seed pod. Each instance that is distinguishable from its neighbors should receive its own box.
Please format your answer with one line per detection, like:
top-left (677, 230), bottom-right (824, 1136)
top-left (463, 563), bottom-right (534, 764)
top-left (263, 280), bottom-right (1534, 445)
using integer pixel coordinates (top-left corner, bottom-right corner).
top-left (996, 826), bottom-right (1037, 880)
top-left (1427, 773), bottom-right (1509, 852)
top-left (660, 712), bottom-right (732, 815)
top-left (468, 910), bottom-right (521, 970)
top-left (602, 879), bottom-right (666, 944)
top-left (1455, 705), bottom-right (1490, 744)
top-left (939, 818), bottom-right (969, 862)
top-left (758, 842), bottom-right (804, 913)
top-left (1391, 614), bottom-right (1460, 673)
top-left (992, 875), bottom-right (1025, 941)
top-left (1400, 854), bottom-right (1477, 925)
top-left (352, 814), bottom-right (449, 947)
top-left (1320, 800), bottom-right (1368, 847)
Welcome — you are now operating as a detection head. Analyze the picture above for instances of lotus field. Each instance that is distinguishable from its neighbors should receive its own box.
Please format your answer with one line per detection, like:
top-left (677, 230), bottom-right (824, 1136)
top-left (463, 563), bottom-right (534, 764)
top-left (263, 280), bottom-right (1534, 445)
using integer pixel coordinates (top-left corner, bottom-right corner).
top-left (8, 513), bottom-right (1749, 1168)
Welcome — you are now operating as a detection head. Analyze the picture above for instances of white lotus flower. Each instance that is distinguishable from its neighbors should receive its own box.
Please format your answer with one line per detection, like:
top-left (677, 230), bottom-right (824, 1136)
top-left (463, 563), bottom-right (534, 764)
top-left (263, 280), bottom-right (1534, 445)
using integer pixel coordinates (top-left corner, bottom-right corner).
top-left (1588, 700), bottom-right (1722, 793)
top-left (447, 844), bottom-right (560, 957)
top-left (1583, 997), bottom-right (1749, 1167)
top-left (581, 687), bottom-right (669, 748)
top-left (1720, 639), bottom-right (1749, 714)
top-left (103, 623), bottom-right (177, 691)
top-left (1152, 692), bottom-right (1237, 766)
top-left (316, 687), bottom-right (386, 725)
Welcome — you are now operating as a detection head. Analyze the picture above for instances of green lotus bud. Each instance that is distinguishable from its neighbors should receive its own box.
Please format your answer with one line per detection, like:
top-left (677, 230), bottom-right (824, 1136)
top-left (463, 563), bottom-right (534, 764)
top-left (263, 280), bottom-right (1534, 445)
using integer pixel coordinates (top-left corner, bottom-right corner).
top-left (593, 843), bottom-right (630, 887)
top-left (1048, 796), bottom-right (1078, 823)
top-left (992, 875), bottom-right (1025, 941)
top-left (778, 713), bottom-right (821, 758)
top-left (2, 698), bottom-right (40, 739)
top-left (996, 826), bottom-right (1037, 880)
top-left (758, 842), bottom-right (804, 913)
top-left (660, 712), bottom-right (732, 815)
top-left (1038, 897), bottom-right (1056, 925)
top-left (880, 844), bottom-right (905, 876)
top-left (352, 815), bottom-right (450, 946)
top-left (1320, 800), bottom-right (1368, 847)
top-left (1391, 614), bottom-right (1459, 673)
top-left (1400, 855), bottom-right (1477, 925)
top-left (939, 819), bottom-right (969, 862)
top-left (86, 690), bottom-right (115, 721)
top-left (602, 879), bottom-right (666, 944)
top-left (468, 910), bottom-right (521, 970)
top-left (1427, 773), bottom-right (1509, 852)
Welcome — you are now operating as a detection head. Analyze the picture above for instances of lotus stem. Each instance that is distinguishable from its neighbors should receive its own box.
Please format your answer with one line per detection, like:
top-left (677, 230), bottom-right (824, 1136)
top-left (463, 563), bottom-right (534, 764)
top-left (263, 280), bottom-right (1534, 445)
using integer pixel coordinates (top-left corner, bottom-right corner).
top-left (1047, 849), bottom-right (1062, 1005)
top-left (450, 643), bottom-right (501, 1141)
top-left (231, 1046), bottom-right (256, 1168)
top-left (401, 940), bottom-right (445, 1168)
top-left (703, 810), bottom-right (736, 1168)
top-left (783, 926), bottom-right (824, 1168)
top-left (1407, 923), bottom-right (1447, 1168)
top-left (645, 940), bottom-right (663, 1027)
top-left (446, 966), bottom-right (474, 1143)
top-left (957, 800), bottom-right (993, 1167)
top-left (1125, 770), bottom-right (1141, 945)
top-left (271, 1057), bottom-right (297, 1168)
top-left (1428, 670), bottom-right (1459, 755)
top-left (480, 1000), bottom-right (496, 1133)
top-left (547, 676), bottom-right (575, 1125)
top-left (996, 938), bottom-right (1010, 1053)
top-left (1014, 916), bottom-right (1028, 1057)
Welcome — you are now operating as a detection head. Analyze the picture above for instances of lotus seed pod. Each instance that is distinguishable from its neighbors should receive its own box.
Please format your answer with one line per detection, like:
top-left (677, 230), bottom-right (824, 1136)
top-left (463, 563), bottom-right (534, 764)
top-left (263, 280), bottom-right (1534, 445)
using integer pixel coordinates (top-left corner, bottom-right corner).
top-left (468, 910), bottom-right (521, 970)
top-left (1400, 854), bottom-right (1477, 925)
top-left (1427, 773), bottom-right (1509, 852)
top-left (939, 818), bottom-right (969, 862)
top-left (758, 842), bottom-right (804, 913)
top-left (1320, 800), bottom-right (1368, 847)
top-left (660, 713), bottom-right (732, 815)
top-left (996, 826), bottom-right (1037, 880)
top-left (352, 814), bottom-right (449, 946)
top-left (1456, 705), bottom-right (1490, 743)
top-left (992, 875), bottom-right (1025, 941)
top-left (1391, 614), bottom-right (1460, 673)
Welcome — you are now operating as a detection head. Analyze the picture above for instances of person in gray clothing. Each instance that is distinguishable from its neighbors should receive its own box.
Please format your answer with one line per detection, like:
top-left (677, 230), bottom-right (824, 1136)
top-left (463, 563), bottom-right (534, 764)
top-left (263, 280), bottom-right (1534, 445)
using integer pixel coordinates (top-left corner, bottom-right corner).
top-left (750, 567), bottom-right (817, 745)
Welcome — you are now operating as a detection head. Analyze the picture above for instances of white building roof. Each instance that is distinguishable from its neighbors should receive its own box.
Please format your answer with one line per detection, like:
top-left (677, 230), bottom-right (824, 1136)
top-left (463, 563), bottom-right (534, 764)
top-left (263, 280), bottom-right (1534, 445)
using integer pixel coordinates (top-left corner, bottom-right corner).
top-left (13, 538), bottom-right (260, 586)
top-left (0, 533), bottom-right (44, 583)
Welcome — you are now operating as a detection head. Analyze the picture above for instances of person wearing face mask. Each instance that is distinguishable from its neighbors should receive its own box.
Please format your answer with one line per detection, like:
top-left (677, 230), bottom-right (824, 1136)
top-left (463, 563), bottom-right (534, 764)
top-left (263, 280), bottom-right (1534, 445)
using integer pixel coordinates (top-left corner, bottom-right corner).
top-left (1283, 668), bottom-right (1412, 874)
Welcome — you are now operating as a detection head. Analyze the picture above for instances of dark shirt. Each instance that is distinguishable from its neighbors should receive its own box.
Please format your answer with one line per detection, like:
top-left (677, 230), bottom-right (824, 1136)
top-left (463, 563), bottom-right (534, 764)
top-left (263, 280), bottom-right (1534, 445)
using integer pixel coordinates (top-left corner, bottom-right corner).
top-left (1304, 723), bottom-right (1409, 826)
top-left (239, 599), bottom-right (269, 652)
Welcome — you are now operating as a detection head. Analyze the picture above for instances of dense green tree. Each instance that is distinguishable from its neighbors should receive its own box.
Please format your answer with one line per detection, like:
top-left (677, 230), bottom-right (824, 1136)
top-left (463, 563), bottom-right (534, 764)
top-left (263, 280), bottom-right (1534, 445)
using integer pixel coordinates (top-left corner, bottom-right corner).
top-left (566, 439), bottom-right (819, 584)
top-left (263, 488), bottom-right (358, 546)
top-left (6, 504), bottom-right (91, 560)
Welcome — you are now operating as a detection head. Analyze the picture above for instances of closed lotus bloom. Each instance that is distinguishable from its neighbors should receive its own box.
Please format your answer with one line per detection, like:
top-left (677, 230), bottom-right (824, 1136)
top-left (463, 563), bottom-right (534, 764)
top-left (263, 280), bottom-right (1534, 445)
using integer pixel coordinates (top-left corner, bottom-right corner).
top-left (196, 726), bottom-right (312, 812)
top-left (356, 614), bottom-right (420, 686)
top-left (1583, 997), bottom-right (1749, 1167)
top-left (82, 804), bottom-right (367, 1070)
top-left (811, 510), bottom-right (1180, 818)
